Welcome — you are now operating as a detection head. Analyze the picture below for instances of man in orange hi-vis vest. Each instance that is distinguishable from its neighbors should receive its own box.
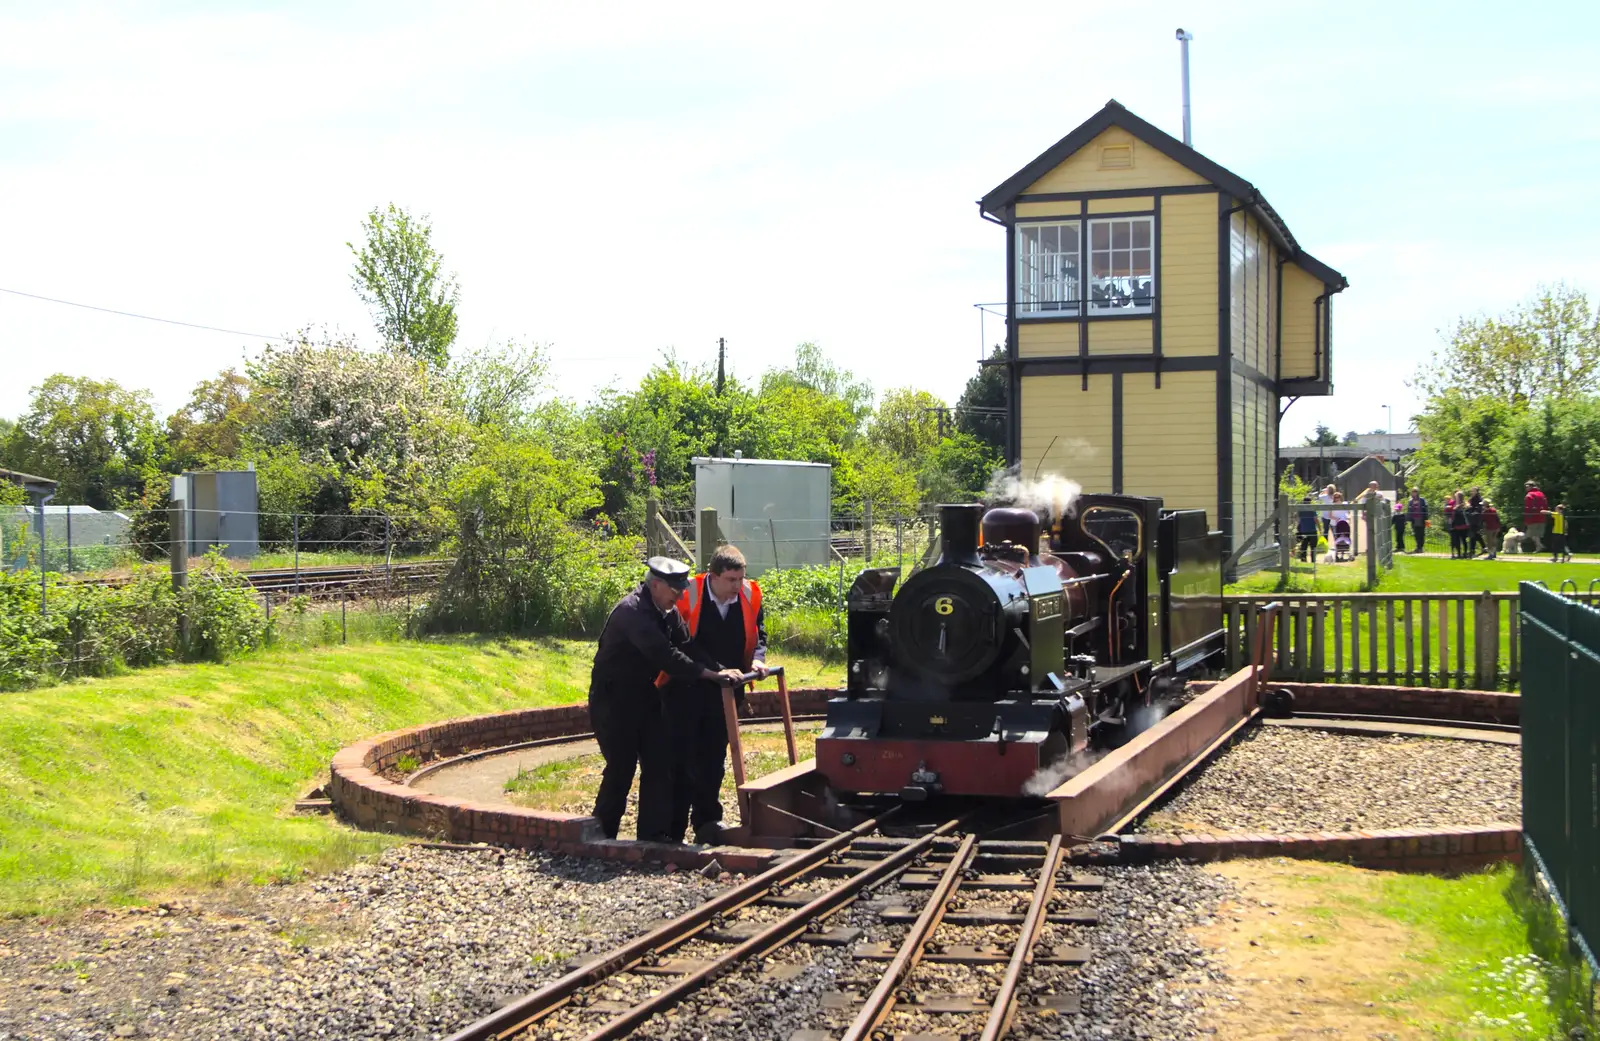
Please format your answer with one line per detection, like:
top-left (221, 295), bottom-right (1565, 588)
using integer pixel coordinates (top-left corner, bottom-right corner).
top-left (658, 544), bottom-right (769, 846)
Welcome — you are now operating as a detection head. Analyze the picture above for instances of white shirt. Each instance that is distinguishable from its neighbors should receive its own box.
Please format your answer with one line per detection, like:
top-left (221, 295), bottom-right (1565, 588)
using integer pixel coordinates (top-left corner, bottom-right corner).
top-left (708, 584), bottom-right (738, 619)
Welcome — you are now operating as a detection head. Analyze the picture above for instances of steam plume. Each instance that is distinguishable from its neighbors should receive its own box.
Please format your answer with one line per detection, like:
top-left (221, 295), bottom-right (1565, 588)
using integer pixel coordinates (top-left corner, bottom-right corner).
top-left (1020, 748), bottom-right (1103, 797)
top-left (985, 465), bottom-right (1082, 519)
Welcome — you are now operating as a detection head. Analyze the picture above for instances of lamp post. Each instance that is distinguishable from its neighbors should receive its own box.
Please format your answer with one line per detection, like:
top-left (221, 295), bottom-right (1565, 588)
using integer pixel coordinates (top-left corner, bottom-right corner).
top-left (1384, 404), bottom-right (1393, 457)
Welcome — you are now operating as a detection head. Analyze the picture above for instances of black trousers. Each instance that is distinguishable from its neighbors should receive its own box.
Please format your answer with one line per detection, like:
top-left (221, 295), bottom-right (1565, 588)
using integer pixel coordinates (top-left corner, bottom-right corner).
top-left (1392, 518), bottom-right (1407, 552)
top-left (1411, 521), bottom-right (1426, 550)
top-left (668, 685), bottom-right (731, 842)
top-left (588, 682), bottom-right (674, 841)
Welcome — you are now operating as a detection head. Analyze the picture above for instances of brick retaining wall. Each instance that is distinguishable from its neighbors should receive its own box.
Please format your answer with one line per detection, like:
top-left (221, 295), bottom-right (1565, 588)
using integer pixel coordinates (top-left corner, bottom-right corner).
top-left (1117, 824), bottom-right (1522, 873)
top-left (325, 687), bottom-right (836, 872)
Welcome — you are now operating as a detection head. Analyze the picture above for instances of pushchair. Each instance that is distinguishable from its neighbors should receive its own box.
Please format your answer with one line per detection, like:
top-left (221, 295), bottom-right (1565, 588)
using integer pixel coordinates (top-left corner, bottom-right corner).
top-left (1332, 518), bottom-right (1353, 562)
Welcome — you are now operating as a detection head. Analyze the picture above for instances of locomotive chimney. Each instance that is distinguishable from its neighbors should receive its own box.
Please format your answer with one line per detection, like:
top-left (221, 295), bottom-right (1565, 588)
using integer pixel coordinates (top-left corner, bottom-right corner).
top-left (936, 504), bottom-right (985, 567)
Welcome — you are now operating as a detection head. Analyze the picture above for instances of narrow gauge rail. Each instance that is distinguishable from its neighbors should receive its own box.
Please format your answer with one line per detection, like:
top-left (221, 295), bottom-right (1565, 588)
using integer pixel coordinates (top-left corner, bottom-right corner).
top-left (72, 559), bottom-right (452, 598)
top-left (444, 816), bottom-right (1101, 1041)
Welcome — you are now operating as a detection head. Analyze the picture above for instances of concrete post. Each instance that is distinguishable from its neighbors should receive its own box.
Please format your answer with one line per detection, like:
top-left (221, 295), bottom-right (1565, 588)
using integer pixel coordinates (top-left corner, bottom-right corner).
top-left (169, 503), bottom-right (189, 649)
top-left (863, 500), bottom-right (874, 561)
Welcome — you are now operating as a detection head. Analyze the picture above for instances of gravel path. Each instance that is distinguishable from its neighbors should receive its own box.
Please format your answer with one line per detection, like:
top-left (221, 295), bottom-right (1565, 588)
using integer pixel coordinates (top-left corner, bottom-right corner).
top-left (1138, 725), bottom-right (1521, 835)
top-left (0, 846), bottom-right (719, 1041)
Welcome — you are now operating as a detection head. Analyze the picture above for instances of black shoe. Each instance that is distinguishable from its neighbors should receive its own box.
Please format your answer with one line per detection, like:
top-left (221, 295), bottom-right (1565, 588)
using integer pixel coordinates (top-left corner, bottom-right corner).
top-left (693, 823), bottom-right (729, 846)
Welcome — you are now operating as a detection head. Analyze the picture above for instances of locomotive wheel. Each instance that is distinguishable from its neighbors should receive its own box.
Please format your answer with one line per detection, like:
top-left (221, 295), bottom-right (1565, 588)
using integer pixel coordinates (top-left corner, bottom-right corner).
top-left (1260, 687), bottom-right (1296, 718)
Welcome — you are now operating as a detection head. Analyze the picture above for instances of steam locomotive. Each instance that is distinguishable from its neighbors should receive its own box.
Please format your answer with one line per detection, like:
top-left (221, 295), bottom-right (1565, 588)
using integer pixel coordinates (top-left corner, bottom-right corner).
top-left (815, 496), bottom-right (1224, 800)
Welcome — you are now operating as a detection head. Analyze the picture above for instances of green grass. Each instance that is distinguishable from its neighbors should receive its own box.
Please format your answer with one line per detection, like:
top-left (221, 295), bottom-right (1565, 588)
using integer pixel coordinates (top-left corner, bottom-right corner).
top-left (241, 549), bottom-right (445, 571)
top-left (1230, 553), bottom-right (1600, 595)
top-left (1276, 863), bottom-right (1596, 1039)
top-left (0, 638), bottom-right (841, 916)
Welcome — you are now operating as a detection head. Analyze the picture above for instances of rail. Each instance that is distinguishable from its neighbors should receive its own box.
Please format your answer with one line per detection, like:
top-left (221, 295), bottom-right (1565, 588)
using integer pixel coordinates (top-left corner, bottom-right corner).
top-left (1221, 589), bottom-right (1600, 688)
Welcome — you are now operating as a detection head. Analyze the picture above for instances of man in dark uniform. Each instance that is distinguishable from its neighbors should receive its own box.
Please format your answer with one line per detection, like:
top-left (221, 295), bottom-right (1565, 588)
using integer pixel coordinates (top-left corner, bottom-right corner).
top-left (589, 557), bottom-right (745, 841)
top-left (663, 545), bottom-right (770, 846)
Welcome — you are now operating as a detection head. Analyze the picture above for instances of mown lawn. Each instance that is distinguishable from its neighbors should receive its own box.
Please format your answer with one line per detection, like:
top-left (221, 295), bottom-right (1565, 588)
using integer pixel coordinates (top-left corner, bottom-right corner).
top-left (0, 638), bottom-right (841, 916)
top-left (1229, 553), bottom-right (1600, 595)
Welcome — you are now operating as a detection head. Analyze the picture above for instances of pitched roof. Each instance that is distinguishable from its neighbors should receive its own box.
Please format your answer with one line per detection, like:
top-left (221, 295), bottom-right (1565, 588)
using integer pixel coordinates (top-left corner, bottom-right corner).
top-left (981, 99), bottom-right (1347, 292)
top-left (0, 467), bottom-right (56, 488)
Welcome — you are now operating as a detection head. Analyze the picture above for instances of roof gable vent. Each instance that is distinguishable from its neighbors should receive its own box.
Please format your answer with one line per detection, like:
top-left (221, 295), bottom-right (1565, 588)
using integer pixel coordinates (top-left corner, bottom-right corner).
top-left (1099, 143), bottom-right (1133, 169)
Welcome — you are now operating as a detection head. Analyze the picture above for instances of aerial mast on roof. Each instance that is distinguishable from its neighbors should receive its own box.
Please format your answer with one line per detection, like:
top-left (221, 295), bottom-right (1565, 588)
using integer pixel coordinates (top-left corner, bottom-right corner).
top-left (1175, 28), bottom-right (1194, 145)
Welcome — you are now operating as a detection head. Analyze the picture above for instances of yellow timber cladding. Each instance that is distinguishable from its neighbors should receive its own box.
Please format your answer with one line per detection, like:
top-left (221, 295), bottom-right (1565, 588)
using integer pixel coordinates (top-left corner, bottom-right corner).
top-left (983, 100), bottom-right (1347, 559)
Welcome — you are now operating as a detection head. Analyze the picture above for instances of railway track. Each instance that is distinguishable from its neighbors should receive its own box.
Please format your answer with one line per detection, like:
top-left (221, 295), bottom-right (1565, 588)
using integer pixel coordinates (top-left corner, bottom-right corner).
top-left (74, 559), bottom-right (453, 597)
top-left (444, 814), bottom-right (1101, 1041)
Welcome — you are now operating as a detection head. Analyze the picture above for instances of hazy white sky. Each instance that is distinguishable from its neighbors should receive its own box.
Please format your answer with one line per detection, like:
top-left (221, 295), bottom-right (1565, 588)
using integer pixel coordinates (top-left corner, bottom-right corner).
top-left (1, 1), bottom-right (1596, 446)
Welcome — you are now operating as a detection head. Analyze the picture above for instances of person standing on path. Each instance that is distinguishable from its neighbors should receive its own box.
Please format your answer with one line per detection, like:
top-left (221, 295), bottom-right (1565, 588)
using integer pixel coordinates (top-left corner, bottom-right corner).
top-left (1407, 488), bottom-right (1429, 553)
top-left (1467, 487), bottom-right (1485, 557)
top-left (588, 557), bottom-right (745, 842)
top-left (1392, 495), bottom-right (1408, 553)
top-left (1449, 492), bottom-right (1470, 559)
top-left (1482, 501), bottom-right (1502, 560)
top-left (1318, 484), bottom-right (1335, 540)
top-left (1524, 480), bottom-right (1549, 554)
top-left (662, 544), bottom-right (771, 846)
top-left (1297, 497), bottom-right (1320, 562)
top-left (1550, 504), bottom-right (1571, 563)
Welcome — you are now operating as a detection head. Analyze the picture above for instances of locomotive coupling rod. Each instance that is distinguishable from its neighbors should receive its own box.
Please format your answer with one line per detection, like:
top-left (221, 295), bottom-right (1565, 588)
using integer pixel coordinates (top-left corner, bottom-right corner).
top-left (577, 817), bottom-right (969, 1041)
top-left (442, 801), bottom-right (894, 1041)
top-left (839, 833), bottom-right (980, 1041)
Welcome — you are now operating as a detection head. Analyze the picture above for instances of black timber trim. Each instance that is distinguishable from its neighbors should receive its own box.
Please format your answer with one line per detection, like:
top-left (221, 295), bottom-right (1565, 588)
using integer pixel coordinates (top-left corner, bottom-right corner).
top-left (1016, 184), bottom-right (1215, 202)
top-left (1017, 354), bottom-right (1213, 377)
top-left (1231, 357), bottom-right (1275, 392)
top-left (1216, 192), bottom-right (1234, 550)
top-left (1079, 208), bottom-right (1158, 221)
top-left (1006, 203), bottom-right (1020, 466)
top-left (979, 100), bottom-right (1350, 291)
top-left (1111, 372), bottom-right (1124, 493)
top-left (1153, 197), bottom-right (1163, 387)
top-left (1076, 199), bottom-right (1088, 390)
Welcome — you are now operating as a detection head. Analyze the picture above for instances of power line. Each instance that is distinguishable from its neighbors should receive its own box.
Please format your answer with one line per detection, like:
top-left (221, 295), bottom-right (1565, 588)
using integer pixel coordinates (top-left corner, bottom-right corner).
top-left (0, 286), bottom-right (290, 341)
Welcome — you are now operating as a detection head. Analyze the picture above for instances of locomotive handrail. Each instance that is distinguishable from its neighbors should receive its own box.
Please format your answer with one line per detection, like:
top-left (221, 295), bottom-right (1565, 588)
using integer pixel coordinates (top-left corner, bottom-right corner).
top-left (1248, 601), bottom-right (1283, 699)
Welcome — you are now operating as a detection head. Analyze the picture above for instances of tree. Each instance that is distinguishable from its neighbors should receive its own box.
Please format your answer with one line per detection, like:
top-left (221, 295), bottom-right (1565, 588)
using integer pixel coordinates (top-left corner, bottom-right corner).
top-left (1409, 389), bottom-right (1518, 508)
top-left (1304, 424), bottom-right (1341, 447)
top-left (451, 340), bottom-right (549, 429)
top-left (348, 204), bottom-right (460, 366)
top-left (919, 432), bottom-right (1003, 504)
top-left (955, 345), bottom-right (1007, 457)
top-left (867, 388), bottom-right (945, 459)
top-left (4, 375), bottom-right (168, 508)
top-left (1342, 430), bottom-right (1360, 445)
top-left (1412, 284), bottom-right (1600, 405)
top-left (760, 343), bottom-right (873, 437)
top-left (167, 369), bottom-right (256, 469)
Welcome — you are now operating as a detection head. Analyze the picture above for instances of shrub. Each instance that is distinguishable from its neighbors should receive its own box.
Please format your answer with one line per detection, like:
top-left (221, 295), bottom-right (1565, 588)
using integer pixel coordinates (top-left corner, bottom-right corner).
top-left (0, 552), bottom-right (270, 691)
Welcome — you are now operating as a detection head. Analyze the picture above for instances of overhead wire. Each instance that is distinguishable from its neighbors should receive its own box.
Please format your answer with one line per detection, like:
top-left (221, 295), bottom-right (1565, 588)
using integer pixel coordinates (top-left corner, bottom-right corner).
top-left (0, 286), bottom-right (292, 341)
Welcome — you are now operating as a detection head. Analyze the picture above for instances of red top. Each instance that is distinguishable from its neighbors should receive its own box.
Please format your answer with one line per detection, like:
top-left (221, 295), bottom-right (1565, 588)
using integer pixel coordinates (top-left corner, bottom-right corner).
top-left (1483, 506), bottom-right (1501, 532)
top-left (1524, 488), bottom-right (1549, 527)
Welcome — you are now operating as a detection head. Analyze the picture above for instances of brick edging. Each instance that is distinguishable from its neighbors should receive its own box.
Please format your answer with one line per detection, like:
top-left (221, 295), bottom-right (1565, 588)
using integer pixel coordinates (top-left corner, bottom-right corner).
top-left (325, 687), bottom-right (836, 872)
top-left (1112, 823), bottom-right (1522, 873)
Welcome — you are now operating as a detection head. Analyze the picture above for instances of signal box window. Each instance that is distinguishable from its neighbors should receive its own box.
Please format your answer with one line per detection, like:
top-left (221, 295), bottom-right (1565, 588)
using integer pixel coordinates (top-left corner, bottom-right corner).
top-left (1016, 221), bottom-right (1081, 316)
top-left (1088, 217), bottom-right (1154, 314)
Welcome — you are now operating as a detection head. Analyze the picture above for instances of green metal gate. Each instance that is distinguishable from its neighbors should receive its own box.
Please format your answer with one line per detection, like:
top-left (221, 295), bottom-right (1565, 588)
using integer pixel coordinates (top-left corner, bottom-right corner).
top-left (1521, 582), bottom-right (1599, 972)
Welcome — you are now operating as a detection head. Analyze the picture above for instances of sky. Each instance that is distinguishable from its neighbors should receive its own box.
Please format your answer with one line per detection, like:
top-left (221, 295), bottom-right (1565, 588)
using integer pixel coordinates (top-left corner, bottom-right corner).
top-left (1, 1), bottom-right (1597, 447)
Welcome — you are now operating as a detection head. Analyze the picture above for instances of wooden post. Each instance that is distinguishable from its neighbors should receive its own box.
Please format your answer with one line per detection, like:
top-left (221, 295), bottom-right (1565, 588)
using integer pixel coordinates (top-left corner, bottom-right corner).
top-left (776, 669), bottom-right (797, 765)
top-left (863, 500), bottom-right (874, 562)
top-left (1475, 590), bottom-right (1497, 689)
top-left (698, 507), bottom-right (719, 573)
top-left (1365, 496), bottom-right (1379, 590)
top-left (722, 685), bottom-right (748, 824)
top-left (646, 491), bottom-right (661, 558)
top-left (169, 503), bottom-right (189, 649)
top-left (1278, 493), bottom-right (1292, 581)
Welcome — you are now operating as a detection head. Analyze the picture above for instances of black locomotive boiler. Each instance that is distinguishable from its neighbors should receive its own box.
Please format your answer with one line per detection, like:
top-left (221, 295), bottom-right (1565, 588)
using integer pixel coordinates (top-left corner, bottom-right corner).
top-left (815, 496), bottom-right (1224, 800)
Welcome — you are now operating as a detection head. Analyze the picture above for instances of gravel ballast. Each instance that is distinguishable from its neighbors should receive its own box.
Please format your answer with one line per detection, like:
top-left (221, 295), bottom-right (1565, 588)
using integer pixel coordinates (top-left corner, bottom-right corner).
top-left (0, 846), bottom-right (1237, 1041)
top-left (1138, 725), bottom-right (1521, 835)
top-left (0, 846), bottom-right (719, 1041)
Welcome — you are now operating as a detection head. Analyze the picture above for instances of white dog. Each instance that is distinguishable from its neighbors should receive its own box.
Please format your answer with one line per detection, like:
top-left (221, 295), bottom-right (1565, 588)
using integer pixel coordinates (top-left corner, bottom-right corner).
top-left (1501, 527), bottom-right (1526, 555)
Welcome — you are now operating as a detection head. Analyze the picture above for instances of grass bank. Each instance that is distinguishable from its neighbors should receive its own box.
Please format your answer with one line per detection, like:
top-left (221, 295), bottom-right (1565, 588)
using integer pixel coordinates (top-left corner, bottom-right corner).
top-left (1205, 859), bottom-right (1596, 1039)
top-left (0, 639), bottom-right (841, 916)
